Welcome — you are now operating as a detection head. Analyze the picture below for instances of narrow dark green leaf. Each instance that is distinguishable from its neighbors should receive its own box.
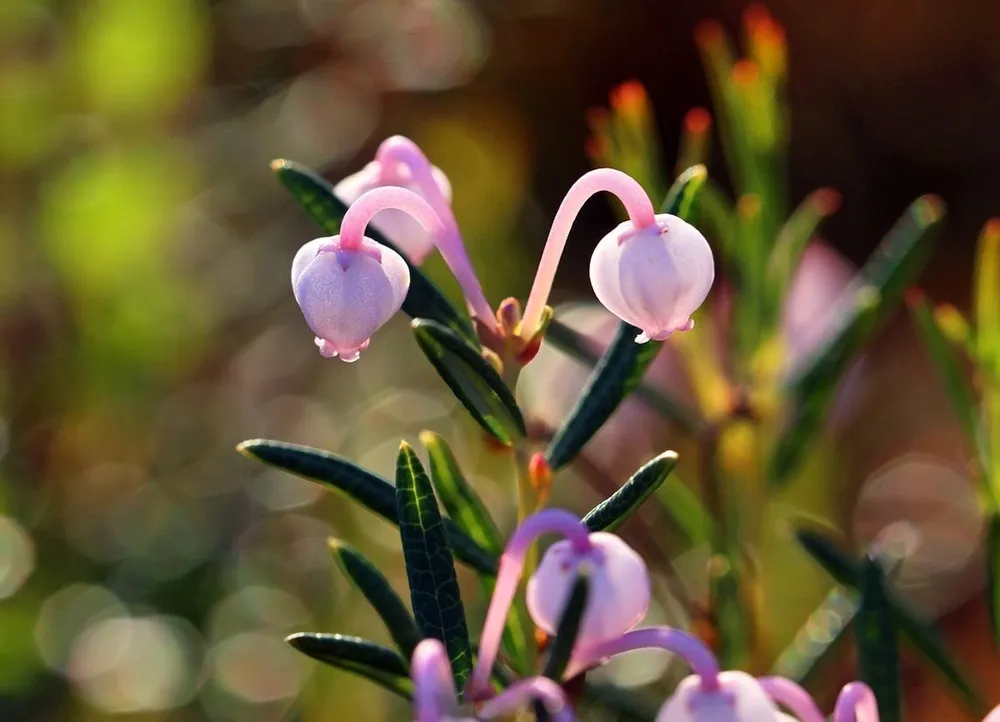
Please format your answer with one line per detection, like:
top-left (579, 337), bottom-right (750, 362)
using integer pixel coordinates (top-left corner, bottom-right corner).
top-left (328, 538), bottom-right (422, 659)
top-left (419, 431), bottom-right (502, 553)
top-left (769, 586), bottom-right (858, 687)
top-left (541, 571), bottom-right (590, 681)
top-left (583, 451), bottom-right (679, 533)
top-left (271, 159), bottom-right (476, 344)
top-left (908, 293), bottom-right (985, 473)
top-left (794, 526), bottom-right (989, 715)
top-left (856, 557), bottom-right (902, 722)
top-left (544, 318), bottom-right (700, 431)
top-left (412, 320), bottom-right (525, 446)
top-left (419, 431), bottom-right (535, 674)
top-left (988, 513), bottom-right (1000, 652)
top-left (237, 439), bottom-right (498, 575)
top-left (544, 167), bottom-right (707, 470)
top-left (771, 196), bottom-right (945, 487)
top-left (395, 442), bottom-right (473, 691)
top-left (286, 633), bottom-right (412, 699)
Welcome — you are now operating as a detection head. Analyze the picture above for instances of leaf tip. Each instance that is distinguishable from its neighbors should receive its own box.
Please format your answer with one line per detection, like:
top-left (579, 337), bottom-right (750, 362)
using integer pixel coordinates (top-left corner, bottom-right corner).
top-left (235, 439), bottom-right (261, 458)
top-left (684, 107), bottom-right (712, 135)
top-left (914, 194), bottom-right (946, 224)
top-left (983, 217), bottom-right (1000, 240)
top-left (417, 430), bottom-right (439, 447)
top-left (270, 158), bottom-right (291, 173)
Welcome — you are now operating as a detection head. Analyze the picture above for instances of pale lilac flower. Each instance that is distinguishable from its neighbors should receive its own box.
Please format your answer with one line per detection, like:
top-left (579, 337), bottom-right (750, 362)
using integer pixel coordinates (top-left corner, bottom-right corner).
top-left (334, 140), bottom-right (452, 264)
top-left (466, 509), bottom-right (650, 698)
top-left (590, 213), bottom-right (714, 343)
top-left (520, 168), bottom-right (714, 344)
top-left (292, 186), bottom-right (433, 361)
top-left (411, 638), bottom-right (573, 722)
top-left (333, 135), bottom-right (498, 333)
top-left (563, 627), bottom-right (833, 722)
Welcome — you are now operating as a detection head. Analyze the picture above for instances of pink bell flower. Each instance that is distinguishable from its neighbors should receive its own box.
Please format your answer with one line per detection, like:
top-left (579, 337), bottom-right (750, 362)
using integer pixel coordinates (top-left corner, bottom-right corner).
top-left (521, 168), bottom-right (714, 344)
top-left (334, 136), bottom-right (453, 265)
top-left (411, 638), bottom-right (573, 722)
top-left (466, 509), bottom-right (650, 698)
top-left (564, 627), bottom-right (826, 722)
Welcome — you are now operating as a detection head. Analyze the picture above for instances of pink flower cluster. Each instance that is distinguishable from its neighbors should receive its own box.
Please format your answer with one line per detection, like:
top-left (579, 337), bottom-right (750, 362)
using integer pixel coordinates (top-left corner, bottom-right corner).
top-left (411, 509), bottom-right (1000, 722)
top-left (290, 136), bottom-right (715, 361)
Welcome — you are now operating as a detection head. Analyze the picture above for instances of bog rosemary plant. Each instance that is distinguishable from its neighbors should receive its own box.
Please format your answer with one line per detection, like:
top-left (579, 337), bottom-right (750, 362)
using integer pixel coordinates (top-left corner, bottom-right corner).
top-left (240, 5), bottom-right (1000, 721)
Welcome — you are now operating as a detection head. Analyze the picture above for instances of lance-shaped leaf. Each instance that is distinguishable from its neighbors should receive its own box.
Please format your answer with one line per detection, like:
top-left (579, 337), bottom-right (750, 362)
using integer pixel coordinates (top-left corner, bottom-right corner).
top-left (770, 586), bottom-right (858, 687)
top-left (271, 159), bottom-right (477, 344)
top-left (419, 430), bottom-right (533, 673)
top-left (541, 571), bottom-right (590, 681)
top-left (770, 196), bottom-right (945, 487)
top-left (328, 538), bottom-right (422, 659)
top-left (989, 512), bottom-right (1000, 652)
top-left (908, 292), bottom-right (987, 478)
top-left (794, 526), bottom-right (989, 715)
top-left (856, 557), bottom-right (902, 722)
top-left (412, 320), bottom-right (526, 447)
top-left (583, 451), bottom-right (679, 533)
top-left (545, 167), bottom-right (707, 470)
top-left (286, 633), bottom-right (413, 699)
top-left (419, 431), bottom-right (503, 554)
top-left (395, 442), bottom-right (473, 691)
top-left (975, 219), bottom-right (1000, 369)
top-left (237, 439), bottom-right (498, 575)
top-left (544, 318), bottom-right (700, 432)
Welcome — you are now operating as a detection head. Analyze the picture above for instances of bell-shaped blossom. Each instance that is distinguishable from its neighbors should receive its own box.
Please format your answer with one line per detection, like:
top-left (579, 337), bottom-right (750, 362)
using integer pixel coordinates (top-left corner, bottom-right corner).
top-left (564, 628), bottom-right (827, 722)
top-left (292, 186), bottom-right (446, 361)
top-left (292, 235), bottom-right (409, 362)
top-left (333, 135), bottom-right (497, 333)
top-left (590, 213), bottom-right (714, 343)
top-left (520, 167), bottom-right (713, 345)
top-left (466, 509), bottom-right (650, 698)
top-left (985, 705), bottom-right (1000, 722)
top-left (528, 530), bottom-right (649, 639)
top-left (657, 671), bottom-right (794, 722)
top-left (334, 143), bottom-right (452, 265)
top-left (411, 638), bottom-right (573, 722)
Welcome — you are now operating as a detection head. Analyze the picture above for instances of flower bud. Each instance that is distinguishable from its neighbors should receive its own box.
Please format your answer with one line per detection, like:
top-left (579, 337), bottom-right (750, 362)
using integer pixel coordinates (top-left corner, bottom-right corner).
top-left (590, 213), bottom-right (714, 343)
top-left (657, 671), bottom-right (790, 722)
top-left (335, 160), bottom-right (452, 264)
top-left (291, 235), bottom-right (409, 362)
top-left (527, 531), bottom-right (650, 645)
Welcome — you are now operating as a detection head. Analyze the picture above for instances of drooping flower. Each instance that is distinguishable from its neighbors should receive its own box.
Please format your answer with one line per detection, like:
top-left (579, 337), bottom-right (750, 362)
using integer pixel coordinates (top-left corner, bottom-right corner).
top-left (334, 136), bottom-right (453, 264)
top-left (292, 187), bottom-right (434, 361)
top-left (331, 135), bottom-right (498, 334)
top-left (520, 167), bottom-right (714, 346)
top-left (564, 627), bottom-right (824, 722)
top-left (466, 509), bottom-right (650, 698)
top-left (590, 213), bottom-right (715, 343)
top-left (411, 638), bottom-right (573, 722)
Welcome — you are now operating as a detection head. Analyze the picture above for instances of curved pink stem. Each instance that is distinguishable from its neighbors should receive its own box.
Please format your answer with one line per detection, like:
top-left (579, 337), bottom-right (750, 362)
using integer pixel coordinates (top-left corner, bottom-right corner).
top-left (340, 186), bottom-right (445, 252)
top-left (834, 682), bottom-right (880, 722)
top-left (467, 510), bottom-right (592, 698)
top-left (476, 677), bottom-right (574, 722)
top-left (566, 626), bottom-right (720, 691)
top-left (521, 168), bottom-right (658, 337)
top-left (758, 677), bottom-right (824, 722)
top-left (376, 136), bottom-right (498, 332)
top-left (412, 639), bottom-right (458, 722)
